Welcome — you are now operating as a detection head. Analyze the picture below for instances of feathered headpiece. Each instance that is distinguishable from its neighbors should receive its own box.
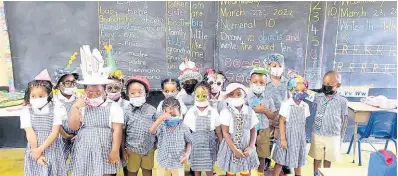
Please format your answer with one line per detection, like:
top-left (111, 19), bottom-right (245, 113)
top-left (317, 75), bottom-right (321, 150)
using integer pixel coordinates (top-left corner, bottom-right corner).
top-left (178, 57), bottom-right (202, 82)
top-left (76, 45), bottom-right (112, 85)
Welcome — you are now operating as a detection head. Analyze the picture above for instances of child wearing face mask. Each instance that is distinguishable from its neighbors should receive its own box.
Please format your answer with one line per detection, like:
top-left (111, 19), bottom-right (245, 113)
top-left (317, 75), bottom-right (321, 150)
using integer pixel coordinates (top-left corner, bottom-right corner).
top-left (157, 78), bottom-right (187, 115)
top-left (149, 97), bottom-right (193, 176)
top-left (107, 70), bottom-right (128, 107)
top-left (121, 75), bottom-right (157, 176)
top-left (176, 58), bottom-right (203, 109)
top-left (272, 75), bottom-right (310, 176)
top-left (309, 71), bottom-right (348, 176)
top-left (264, 53), bottom-right (290, 174)
top-left (183, 81), bottom-right (222, 176)
top-left (247, 67), bottom-right (277, 176)
top-left (217, 83), bottom-right (259, 176)
top-left (21, 69), bottom-right (67, 176)
top-left (68, 45), bottom-right (123, 176)
top-left (203, 68), bottom-right (227, 113)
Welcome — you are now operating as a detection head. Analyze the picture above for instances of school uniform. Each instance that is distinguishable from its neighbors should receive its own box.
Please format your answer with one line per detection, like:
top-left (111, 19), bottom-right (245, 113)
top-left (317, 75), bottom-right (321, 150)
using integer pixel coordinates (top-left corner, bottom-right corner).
top-left (124, 103), bottom-right (157, 172)
top-left (272, 98), bottom-right (310, 168)
top-left (53, 93), bottom-right (78, 161)
top-left (184, 106), bottom-right (220, 171)
top-left (265, 77), bottom-right (288, 138)
top-left (246, 89), bottom-right (277, 158)
top-left (209, 92), bottom-right (227, 113)
top-left (70, 100), bottom-right (123, 176)
top-left (309, 93), bottom-right (348, 162)
top-left (20, 103), bottom-right (68, 176)
top-left (156, 122), bottom-right (192, 175)
top-left (217, 105), bottom-right (260, 173)
top-left (176, 89), bottom-right (195, 110)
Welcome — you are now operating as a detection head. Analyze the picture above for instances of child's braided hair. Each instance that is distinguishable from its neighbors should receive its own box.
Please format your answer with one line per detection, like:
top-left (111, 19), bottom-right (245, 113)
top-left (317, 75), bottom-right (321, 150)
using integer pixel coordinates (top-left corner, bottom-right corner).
top-left (24, 80), bottom-right (54, 105)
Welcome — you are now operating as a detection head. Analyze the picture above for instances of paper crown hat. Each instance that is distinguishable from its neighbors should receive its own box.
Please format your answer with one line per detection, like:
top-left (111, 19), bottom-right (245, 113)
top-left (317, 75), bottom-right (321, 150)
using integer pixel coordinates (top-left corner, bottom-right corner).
top-left (53, 52), bottom-right (79, 82)
top-left (76, 45), bottom-right (112, 85)
top-left (249, 67), bottom-right (269, 77)
top-left (105, 45), bottom-right (123, 81)
top-left (264, 53), bottom-right (285, 66)
top-left (34, 69), bottom-right (52, 82)
top-left (178, 57), bottom-right (202, 82)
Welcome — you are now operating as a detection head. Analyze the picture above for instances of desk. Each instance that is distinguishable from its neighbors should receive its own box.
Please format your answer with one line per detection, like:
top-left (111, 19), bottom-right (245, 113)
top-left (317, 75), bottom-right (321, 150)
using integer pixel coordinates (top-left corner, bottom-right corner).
top-left (348, 101), bottom-right (397, 163)
top-left (319, 168), bottom-right (367, 176)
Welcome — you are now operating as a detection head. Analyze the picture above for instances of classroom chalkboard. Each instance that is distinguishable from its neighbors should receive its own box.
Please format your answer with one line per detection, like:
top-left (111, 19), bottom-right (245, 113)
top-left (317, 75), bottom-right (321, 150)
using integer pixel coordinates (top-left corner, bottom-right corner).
top-left (5, 1), bottom-right (397, 90)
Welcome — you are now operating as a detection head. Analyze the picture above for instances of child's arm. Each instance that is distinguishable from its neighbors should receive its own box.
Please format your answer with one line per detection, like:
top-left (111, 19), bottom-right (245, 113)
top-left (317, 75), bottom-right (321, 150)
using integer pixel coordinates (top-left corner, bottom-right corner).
top-left (24, 128), bottom-right (38, 149)
top-left (216, 126), bottom-right (222, 142)
top-left (111, 123), bottom-right (123, 153)
top-left (249, 127), bottom-right (257, 147)
top-left (59, 127), bottom-right (72, 139)
top-left (69, 97), bottom-right (85, 130)
top-left (31, 125), bottom-right (61, 160)
top-left (149, 113), bottom-right (169, 134)
top-left (279, 115), bottom-right (287, 149)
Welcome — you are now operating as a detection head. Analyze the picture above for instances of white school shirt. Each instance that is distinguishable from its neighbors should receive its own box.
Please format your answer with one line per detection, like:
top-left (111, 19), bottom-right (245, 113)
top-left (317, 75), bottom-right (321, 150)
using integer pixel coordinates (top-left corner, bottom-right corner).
top-left (279, 98), bottom-right (310, 122)
top-left (79, 99), bottom-right (124, 127)
top-left (53, 93), bottom-right (77, 120)
top-left (20, 103), bottom-right (63, 129)
top-left (219, 104), bottom-right (258, 134)
top-left (183, 105), bottom-right (221, 132)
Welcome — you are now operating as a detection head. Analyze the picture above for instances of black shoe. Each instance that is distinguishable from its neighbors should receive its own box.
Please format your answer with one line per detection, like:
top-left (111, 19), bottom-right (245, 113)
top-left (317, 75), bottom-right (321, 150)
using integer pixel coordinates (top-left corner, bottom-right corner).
top-left (282, 166), bottom-right (292, 174)
top-left (264, 158), bottom-right (271, 171)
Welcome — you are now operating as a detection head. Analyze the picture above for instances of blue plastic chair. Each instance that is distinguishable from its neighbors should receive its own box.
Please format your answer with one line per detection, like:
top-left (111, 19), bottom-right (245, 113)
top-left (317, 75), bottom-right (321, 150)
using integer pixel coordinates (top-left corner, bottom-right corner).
top-left (346, 111), bottom-right (397, 166)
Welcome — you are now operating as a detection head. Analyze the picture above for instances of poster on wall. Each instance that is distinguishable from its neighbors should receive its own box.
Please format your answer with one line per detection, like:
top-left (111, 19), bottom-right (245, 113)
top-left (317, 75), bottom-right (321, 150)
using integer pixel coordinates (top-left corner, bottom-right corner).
top-left (0, 1), bottom-right (14, 92)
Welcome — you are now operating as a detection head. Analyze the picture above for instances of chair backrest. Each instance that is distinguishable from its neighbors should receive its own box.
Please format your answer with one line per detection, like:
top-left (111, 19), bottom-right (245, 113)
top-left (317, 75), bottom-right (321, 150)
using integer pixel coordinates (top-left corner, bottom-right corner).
top-left (362, 111), bottom-right (397, 138)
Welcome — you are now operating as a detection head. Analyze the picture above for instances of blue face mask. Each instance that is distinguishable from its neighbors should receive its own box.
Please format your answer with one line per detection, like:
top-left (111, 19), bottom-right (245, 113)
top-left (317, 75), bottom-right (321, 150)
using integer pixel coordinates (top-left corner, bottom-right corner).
top-left (292, 92), bottom-right (308, 101)
top-left (164, 118), bottom-right (182, 127)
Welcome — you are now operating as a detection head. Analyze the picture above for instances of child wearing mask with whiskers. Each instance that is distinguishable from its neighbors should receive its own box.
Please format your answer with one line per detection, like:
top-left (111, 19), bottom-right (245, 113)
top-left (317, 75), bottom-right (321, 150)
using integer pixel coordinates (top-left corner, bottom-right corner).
top-left (157, 78), bottom-right (187, 115)
top-left (272, 75), bottom-right (310, 176)
top-left (21, 69), bottom-right (67, 176)
top-left (184, 81), bottom-right (222, 176)
top-left (149, 97), bottom-right (193, 176)
top-left (121, 75), bottom-right (157, 176)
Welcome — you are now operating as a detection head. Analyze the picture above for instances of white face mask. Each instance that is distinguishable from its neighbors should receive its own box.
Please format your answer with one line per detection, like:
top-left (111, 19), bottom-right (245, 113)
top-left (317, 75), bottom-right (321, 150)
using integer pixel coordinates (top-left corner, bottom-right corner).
top-left (86, 96), bottom-right (105, 107)
top-left (195, 100), bottom-right (209, 108)
top-left (30, 97), bottom-right (49, 109)
top-left (163, 92), bottom-right (178, 99)
top-left (62, 87), bottom-right (77, 96)
top-left (130, 96), bottom-right (146, 107)
top-left (270, 67), bottom-right (284, 76)
top-left (227, 98), bottom-right (245, 107)
top-left (250, 84), bottom-right (265, 94)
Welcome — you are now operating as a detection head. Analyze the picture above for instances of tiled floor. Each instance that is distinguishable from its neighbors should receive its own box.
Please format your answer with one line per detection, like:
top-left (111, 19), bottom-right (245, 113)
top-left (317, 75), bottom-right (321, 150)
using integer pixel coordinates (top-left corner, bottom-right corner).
top-left (0, 142), bottom-right (395, 176)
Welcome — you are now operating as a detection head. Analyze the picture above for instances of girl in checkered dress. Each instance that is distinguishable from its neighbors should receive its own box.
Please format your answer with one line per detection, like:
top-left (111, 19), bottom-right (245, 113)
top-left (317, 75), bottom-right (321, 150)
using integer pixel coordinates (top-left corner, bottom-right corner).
top-left (272, 75), bottom-right (310, 176)
top-left (217, 83), bottom-right (259, 176)
top-left (184, 81), bottom-right (222, 176)
top-left (21, 70), bottom-right (67, 176)
top-left (150, 97), bottom-right (193, 176)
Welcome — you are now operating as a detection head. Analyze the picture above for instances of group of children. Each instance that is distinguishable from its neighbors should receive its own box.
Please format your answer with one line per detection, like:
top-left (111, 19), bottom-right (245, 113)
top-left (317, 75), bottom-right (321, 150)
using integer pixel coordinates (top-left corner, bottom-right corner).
top-left (21, 46), bottom-right (348, 176)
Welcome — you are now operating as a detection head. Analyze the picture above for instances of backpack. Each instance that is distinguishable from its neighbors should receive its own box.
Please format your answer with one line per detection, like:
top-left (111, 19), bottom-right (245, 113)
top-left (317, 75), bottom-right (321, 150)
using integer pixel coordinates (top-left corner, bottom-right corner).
top-left (368, 150), bottom-right (397, 176)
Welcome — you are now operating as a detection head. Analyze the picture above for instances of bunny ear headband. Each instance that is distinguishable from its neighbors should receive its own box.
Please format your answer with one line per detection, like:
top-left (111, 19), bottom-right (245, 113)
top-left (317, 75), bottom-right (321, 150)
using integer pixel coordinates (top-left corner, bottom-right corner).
top-left (53, 52), bottom-right (79, 82)
top-left (178, 57), bottom-right (202, 82)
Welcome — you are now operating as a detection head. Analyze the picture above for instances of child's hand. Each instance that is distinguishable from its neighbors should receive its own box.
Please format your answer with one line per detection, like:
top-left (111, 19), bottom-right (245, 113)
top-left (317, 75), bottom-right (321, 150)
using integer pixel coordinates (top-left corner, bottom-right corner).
top-left (243, 146), bottom-right (253, 157)
top-left (179, 152), bottom-right (189, 165)
top-left (253, 104), bottom-right (265, 113)
top-left (73, 96), bottom-right (86, 109)
top-left (71, 135), bottom-right (77, 142)
top-left (281, 139), bottom-right (288, 149)
top-left (160, 111), bottom-right (171, 121)
top-left (122, 149), bottom-right (129, 163)
top-left (36, 156), bottom-right (47, 167)
top-left (232, 148), bottom-right (245, 159)
top-left (31, 148), bottom-right (43, 161)
top-left (108, 150), bottom-right (120, 164)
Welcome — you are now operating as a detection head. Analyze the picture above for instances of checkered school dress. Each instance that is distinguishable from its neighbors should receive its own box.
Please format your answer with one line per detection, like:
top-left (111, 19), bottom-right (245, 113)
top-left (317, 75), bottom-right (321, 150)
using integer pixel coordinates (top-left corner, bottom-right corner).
top-left (217, 106), bottom-right (259, 173)
top-left (70, 102), bottom-right (119, 176)
top-left (272, 105), bottom-right (306, 168)
top-left (189, 110), bottom-right (219, 171)
top-left (156, 123), bottom-right (192, 169)
top-left (57, 99), bottom-right (78, 161)
top-left (24, 105), bottom-right (67, 176)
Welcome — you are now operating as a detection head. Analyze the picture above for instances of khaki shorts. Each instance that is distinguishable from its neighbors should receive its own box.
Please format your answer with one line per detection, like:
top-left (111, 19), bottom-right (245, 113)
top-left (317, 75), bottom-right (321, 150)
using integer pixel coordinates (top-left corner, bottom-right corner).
top-left (256, 128), bottom-right (271, 158)
top-left (127, 148), bottom-right (155, 172)
top-left (309, 133), bottom-right (341, 162)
